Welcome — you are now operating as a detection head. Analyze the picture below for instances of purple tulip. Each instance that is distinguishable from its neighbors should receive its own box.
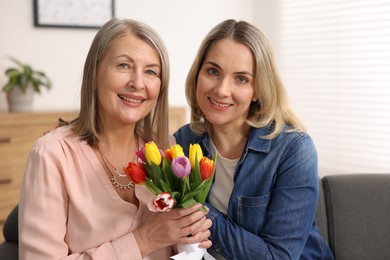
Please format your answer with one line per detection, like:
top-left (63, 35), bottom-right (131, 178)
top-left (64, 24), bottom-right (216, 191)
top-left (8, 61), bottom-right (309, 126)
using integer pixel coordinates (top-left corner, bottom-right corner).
top-left (172, 156), bottom-right (191, 178)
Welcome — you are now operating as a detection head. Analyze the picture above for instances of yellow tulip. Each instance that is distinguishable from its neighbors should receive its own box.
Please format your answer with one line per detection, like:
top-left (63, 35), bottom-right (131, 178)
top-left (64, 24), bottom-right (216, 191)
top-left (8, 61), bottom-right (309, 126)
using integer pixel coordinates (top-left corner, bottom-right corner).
top-left (189, 143), bottom-right (203, 168)
top-left (145, 141), bottom-right (162, 165)
top-left (170, 144), bottom-right (184, 159)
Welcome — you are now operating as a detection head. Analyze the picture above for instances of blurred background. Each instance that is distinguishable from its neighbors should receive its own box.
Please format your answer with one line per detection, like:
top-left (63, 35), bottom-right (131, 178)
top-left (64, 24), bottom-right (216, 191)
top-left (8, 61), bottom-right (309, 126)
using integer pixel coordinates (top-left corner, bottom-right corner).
top-left (0, 0), bottom-right (389, 176)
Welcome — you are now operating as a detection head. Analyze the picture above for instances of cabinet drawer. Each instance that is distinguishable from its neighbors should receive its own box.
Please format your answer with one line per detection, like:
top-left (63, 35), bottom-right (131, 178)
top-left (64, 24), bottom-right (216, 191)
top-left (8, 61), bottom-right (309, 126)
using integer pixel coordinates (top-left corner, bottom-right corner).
top-left (0, 125), bottom-right (48, 164)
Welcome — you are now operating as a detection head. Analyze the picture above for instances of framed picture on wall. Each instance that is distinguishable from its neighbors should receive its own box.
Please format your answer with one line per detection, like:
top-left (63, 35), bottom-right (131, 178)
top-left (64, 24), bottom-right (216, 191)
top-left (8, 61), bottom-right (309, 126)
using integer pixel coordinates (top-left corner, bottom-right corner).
top-left (33, 0), bottom-right (114, 29)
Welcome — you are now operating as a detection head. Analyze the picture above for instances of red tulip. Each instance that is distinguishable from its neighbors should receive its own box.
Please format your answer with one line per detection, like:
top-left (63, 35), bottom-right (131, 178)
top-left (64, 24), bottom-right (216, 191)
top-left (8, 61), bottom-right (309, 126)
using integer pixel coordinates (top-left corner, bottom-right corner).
top-left (124, 162), bottom-right (148, 184)
top-left (164, 148), bottom-right (173, 162)
top-left (199, 157), bottom-right (215, 180)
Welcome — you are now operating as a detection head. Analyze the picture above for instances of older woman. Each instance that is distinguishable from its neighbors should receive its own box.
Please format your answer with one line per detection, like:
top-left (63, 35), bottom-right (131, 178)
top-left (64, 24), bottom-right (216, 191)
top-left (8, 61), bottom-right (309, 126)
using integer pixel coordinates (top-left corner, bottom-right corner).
top-left (19, 18), bottom-right (211, 259)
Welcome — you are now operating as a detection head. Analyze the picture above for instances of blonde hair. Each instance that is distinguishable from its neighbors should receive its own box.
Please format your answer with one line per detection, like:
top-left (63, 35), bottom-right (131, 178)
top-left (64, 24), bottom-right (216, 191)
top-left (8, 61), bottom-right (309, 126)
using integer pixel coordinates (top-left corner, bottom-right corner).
top-left (71, 18), bottom-right (170, 148)
top-left (186, 19), bottom-right (305, 138)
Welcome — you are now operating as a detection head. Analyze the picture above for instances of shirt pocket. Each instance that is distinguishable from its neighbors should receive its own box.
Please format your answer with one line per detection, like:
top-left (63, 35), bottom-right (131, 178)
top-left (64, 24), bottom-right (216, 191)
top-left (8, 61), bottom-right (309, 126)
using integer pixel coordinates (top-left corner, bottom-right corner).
top-left (237, 192), bottom-right (270, 232)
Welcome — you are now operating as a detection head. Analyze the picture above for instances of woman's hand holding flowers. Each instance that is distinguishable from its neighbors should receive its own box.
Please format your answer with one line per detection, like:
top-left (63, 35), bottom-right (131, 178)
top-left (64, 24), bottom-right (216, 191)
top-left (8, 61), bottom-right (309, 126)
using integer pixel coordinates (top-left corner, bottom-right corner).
top-left (133, 203), bottom-right (212, 257)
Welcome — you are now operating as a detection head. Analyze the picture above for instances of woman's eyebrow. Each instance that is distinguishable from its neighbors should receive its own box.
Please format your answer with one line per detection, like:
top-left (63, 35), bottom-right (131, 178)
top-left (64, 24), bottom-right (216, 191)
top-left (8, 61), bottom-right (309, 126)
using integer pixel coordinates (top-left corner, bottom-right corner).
top-left (205, 61), bottom-right (222, 70)
top-left (206, 61), bottom-right (253, 76)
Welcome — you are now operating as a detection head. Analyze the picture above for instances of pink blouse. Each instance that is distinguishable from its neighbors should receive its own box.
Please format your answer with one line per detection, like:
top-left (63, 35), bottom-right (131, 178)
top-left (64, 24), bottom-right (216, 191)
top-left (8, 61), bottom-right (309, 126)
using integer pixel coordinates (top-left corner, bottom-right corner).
top-left (19, 125), bottom-right (172, 259)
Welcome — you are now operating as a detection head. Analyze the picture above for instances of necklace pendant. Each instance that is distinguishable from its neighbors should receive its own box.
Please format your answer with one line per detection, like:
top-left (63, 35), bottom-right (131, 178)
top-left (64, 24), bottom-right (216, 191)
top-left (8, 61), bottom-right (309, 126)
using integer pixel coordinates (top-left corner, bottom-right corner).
top-left (111, 176), bottom-right (134, 190)
top-left (115, 168), bottom-right (128, 178)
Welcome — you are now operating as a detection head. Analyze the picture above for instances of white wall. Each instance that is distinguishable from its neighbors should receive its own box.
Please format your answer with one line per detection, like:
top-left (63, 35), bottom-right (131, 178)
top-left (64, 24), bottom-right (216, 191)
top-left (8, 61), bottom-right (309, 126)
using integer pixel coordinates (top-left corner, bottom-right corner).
top-left (0, 0), bottom-right (95, 111)
top-left (0, 0), bottom-right (273, 112)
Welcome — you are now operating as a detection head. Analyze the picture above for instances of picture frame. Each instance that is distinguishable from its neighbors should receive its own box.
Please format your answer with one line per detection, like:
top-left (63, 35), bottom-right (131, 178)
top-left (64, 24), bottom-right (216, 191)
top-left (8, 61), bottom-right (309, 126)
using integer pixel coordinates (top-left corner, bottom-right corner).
top-left (33, 0), bottom-right (114, 29)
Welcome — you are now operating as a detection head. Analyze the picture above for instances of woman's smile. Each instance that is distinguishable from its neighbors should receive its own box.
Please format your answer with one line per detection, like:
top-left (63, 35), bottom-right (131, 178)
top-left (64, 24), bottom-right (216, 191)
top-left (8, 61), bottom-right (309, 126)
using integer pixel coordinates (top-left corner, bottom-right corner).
top-left (208, 97), bottom-right (232, 109)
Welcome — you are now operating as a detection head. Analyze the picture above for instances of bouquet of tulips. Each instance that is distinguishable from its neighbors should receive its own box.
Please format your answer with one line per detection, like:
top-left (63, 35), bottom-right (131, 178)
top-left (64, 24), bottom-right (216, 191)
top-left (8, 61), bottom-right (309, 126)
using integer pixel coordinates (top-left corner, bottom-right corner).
top-left (124, 141), bottom-right (216, 212)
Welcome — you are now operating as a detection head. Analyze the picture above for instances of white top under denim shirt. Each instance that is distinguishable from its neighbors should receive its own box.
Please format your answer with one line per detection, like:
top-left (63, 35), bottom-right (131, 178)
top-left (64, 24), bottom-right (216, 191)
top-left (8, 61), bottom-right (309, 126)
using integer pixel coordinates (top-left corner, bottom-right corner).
top-left (208, 138), bottom-right (238, 215)
top-left (208, 139), bottom-right (238, 260)
top-left (174, 123), bottom-right (334, 260)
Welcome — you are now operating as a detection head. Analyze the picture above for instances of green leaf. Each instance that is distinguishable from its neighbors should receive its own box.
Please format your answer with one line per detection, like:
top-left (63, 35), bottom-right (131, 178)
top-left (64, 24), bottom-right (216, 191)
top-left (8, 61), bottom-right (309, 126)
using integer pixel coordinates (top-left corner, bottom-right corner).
top-left (2, 82), bottom-right (15, 92)
top-left (181, 198), bottom-right (198, 208)
top-left (19, 75), bottom-right (28, 92)
top-left (171, 191), bottom-right (181, 202)
top-left (145, 162), bottom-right (162, 185)
top-left (31, 78), bottom-right (41, 93)
top-left (24, 65), bottom-right (33, 78)
top-left (35, 71), bottom-right (45, 77)
top-left (197, 171), bottom-right (215, 204)
top-left (5, 68), bottom-right (20, 77)
top-left (189, 155), bottom-right (202, 189)
top-left (158, 179), bottom-right (172, 193)
top-left (161, 158), bottom-right (173, 188)
top-left (145, 178), bottom-right (162, 195)
top-left (181, 181), bottom-right (207, 203)
top-left (184, 176), bottom-right (192, 192)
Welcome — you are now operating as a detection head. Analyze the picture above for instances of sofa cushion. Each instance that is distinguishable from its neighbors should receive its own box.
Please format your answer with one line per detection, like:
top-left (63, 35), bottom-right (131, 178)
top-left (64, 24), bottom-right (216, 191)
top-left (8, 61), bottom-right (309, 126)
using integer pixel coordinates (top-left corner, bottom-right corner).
top-left (323, 174), bottom-right (390, 260)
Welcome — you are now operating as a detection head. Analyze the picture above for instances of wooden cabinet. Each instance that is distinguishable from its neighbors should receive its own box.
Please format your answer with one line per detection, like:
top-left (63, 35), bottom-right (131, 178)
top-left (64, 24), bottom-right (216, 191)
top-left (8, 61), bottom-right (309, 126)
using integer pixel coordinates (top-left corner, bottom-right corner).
top-left (0, 107), bottom-right (186, 242)
top-left (0, 111), bottom-right (78, 243)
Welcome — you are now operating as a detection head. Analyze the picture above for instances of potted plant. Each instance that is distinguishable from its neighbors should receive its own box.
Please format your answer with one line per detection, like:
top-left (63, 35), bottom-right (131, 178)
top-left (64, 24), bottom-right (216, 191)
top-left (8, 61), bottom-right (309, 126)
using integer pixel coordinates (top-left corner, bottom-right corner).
top-left (2, 56), bottom-right (52, 112)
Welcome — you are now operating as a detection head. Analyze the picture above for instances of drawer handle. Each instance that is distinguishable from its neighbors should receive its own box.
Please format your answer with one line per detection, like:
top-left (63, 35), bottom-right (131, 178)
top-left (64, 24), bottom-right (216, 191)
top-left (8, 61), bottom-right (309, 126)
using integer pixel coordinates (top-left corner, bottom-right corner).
top-left (0, 137), bottom-right (11, 143)
top-left (0, 178), bottom-right (12, 184)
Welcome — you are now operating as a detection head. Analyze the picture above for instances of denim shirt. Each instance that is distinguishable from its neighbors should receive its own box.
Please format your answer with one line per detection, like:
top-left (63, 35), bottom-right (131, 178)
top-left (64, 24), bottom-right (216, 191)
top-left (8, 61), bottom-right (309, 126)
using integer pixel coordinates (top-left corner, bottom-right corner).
top-left (174, 124), bottom-right (334, 260)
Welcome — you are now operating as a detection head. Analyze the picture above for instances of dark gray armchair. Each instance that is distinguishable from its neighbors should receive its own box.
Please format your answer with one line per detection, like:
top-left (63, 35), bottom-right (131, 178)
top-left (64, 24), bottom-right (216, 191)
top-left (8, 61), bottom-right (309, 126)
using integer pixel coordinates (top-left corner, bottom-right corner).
top-left (316, 174), bottom-right (390, 260)
top-left (0, 204), bottom-right (18, 259)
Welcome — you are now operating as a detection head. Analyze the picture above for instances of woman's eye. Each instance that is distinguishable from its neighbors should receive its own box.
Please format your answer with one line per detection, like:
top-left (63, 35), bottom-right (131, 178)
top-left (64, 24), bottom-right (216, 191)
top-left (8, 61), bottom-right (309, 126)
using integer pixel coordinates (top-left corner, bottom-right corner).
top-left (118, 63), bottom-right (129, 69)
top-left (146, 69), bottom-right (158, 76)
top-left (207, 68), bottom-right (219, 76)
top-left (237, 76), bottom-right (249, 84)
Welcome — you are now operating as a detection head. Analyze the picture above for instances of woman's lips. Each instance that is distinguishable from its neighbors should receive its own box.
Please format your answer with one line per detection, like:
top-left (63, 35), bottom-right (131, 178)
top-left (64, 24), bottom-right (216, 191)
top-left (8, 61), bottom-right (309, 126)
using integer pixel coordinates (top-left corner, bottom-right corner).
top-left (209, 97), bottom-right (232, 108)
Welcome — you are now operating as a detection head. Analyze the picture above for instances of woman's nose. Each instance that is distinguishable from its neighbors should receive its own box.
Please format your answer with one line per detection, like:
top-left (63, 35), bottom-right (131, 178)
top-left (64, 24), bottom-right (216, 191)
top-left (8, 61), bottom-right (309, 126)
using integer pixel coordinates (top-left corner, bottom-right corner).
top-left (128, 71), bottom-right (144, 90)
top-left (215, 78), bottom-right (230, 96)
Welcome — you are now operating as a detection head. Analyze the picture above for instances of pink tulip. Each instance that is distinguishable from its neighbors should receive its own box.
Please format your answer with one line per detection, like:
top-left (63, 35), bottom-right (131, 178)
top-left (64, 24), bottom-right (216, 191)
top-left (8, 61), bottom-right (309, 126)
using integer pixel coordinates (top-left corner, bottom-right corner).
top-left (172, 156), bottom-right (191, 178)
top-left (136, 147), bottom-right (146, 162)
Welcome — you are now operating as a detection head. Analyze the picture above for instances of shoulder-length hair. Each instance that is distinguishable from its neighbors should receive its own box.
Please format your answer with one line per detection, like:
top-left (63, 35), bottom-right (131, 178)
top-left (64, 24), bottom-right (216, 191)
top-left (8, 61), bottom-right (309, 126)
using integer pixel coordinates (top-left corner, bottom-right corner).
top-left (70, 18), bottom-right (170, 148)
top-left (186, 19), bottom-right (305, 138)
